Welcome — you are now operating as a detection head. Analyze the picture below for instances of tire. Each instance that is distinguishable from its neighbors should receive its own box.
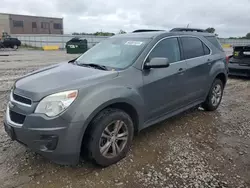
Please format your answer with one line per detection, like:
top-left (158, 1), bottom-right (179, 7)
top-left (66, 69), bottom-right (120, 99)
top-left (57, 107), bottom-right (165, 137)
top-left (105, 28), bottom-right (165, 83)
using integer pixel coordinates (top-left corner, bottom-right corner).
top-left (12, 45), bottom-right (18, 50)
top-left (86, 108), bottom-right (134, 167)
top-left (202, 79), bottom-right (224, 111)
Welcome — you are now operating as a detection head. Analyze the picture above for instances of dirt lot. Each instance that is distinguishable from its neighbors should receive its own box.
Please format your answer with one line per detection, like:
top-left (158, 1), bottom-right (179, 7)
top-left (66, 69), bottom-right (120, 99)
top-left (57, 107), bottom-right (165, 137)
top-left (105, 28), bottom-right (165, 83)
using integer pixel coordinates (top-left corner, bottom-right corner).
top-left (0, 50), bottom-right (249, 188)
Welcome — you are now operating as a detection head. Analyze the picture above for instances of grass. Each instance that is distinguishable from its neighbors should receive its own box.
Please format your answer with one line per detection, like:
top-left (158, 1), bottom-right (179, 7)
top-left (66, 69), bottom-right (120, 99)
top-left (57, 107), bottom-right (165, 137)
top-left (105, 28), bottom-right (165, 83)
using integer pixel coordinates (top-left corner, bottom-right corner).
top-left (20, 44), bottom-right (43, 50)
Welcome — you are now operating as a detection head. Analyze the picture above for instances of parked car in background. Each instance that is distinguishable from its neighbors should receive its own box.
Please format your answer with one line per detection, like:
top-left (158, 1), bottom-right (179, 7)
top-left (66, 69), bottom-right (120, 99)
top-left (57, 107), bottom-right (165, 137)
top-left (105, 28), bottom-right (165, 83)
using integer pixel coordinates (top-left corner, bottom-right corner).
top-left (0, 37), bottom-right (21, 49)
top-left (4, 28), bottom-right (228, 167)
top-left (228, 45), bottom-right (250, 77)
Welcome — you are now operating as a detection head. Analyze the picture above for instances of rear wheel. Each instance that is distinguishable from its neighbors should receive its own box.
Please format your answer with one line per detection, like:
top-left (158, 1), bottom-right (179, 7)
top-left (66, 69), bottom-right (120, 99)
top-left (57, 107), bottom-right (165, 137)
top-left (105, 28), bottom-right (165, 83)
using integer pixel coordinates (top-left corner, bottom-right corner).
top-left (12, 45), bottom-right (18, 50)
top-left (202, 79), bottom-right (224, 111)
top-left (87, 108), bottom-right (134, 167)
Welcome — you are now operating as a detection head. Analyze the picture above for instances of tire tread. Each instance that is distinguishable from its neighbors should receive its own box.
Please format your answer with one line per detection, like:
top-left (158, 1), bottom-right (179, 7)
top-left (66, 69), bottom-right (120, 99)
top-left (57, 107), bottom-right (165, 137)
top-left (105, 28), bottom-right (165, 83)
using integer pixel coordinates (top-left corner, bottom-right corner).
top-left (86, 108), bottom-right (133, 166)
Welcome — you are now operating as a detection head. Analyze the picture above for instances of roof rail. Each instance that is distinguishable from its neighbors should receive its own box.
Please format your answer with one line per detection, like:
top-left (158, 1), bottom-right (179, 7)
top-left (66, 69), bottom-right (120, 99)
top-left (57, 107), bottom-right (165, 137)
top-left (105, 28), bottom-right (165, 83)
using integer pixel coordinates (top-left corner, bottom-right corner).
top-left (170, 28), bottom-right (207, 33)
top-left (132, 29), bottom-right (165, 33)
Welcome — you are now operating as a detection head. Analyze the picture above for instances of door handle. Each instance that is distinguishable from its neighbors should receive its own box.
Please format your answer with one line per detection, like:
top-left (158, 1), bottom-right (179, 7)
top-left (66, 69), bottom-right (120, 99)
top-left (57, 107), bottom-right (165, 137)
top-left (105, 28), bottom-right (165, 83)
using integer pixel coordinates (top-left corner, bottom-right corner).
top-left (178, 68), bottom-right (185, 75)
top-left (207, 59), bottom-right (212, 65)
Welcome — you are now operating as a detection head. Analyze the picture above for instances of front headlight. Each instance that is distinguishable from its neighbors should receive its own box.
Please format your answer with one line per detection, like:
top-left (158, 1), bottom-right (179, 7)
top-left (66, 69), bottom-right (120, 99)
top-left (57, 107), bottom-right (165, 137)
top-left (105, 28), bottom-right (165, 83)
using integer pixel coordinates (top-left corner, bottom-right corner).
top-left (35, 90), bottom-right (78, 117)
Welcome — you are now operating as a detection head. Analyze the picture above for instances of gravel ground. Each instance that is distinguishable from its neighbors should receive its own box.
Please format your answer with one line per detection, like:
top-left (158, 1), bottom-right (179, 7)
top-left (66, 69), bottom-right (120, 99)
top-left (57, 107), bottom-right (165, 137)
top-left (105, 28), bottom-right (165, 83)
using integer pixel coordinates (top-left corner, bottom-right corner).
top-left (0, 49), bottom-right (250, 188)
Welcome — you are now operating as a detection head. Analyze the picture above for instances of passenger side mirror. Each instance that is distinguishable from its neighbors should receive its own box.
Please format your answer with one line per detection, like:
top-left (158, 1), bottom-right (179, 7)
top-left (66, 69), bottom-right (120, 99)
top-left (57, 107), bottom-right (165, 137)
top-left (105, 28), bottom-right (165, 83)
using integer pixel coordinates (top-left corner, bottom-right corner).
top-left (144, 57), bottom-right (170, 69)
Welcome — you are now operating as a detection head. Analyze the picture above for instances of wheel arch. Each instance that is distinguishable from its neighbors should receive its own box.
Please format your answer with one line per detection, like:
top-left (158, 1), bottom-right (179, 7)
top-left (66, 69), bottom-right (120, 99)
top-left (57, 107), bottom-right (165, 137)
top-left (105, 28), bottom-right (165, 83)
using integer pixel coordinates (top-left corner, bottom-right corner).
top-left (204, 70), bottom-right (227, 103)
top-left (80, 100), bottom-right (141, 155)
top-left (215, 72), bottom-right (227, 87)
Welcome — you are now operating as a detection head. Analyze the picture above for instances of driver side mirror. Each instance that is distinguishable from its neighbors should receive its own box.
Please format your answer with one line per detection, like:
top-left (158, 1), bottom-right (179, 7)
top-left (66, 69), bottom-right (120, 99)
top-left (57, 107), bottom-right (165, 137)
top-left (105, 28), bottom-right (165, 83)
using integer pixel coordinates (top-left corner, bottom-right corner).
top-left (144, 57), bottom-right (170, 69)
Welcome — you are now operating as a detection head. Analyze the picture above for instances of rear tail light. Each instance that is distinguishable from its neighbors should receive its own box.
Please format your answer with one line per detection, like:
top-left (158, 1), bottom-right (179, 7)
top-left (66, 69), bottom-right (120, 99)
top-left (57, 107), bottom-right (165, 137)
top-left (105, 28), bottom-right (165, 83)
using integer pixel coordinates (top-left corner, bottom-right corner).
top-left (226, 55), bottom-right (233, 63)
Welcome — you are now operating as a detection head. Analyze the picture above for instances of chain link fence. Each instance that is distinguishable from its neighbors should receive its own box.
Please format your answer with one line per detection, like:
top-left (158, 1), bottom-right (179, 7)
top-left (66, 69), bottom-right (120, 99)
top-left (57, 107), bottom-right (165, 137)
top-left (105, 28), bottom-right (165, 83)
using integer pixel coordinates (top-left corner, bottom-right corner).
top-left (12, 34), bottom-right (108, 49)
top-left (219, 38), bottom-right (250, 46)
top-left (12, 34), bottom-right (250, 49)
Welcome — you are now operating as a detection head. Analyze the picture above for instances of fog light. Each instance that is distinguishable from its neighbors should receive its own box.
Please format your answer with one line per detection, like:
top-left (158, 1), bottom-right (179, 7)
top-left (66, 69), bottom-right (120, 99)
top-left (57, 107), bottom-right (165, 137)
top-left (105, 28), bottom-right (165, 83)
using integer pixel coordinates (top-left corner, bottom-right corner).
top-left (39, 135), bottom-right (58, 151)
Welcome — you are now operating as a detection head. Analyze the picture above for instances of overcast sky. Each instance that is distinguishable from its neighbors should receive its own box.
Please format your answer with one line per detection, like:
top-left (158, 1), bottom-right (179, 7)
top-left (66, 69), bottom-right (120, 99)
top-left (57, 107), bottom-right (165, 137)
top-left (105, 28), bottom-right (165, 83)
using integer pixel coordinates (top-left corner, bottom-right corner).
top-left (1, 0), bottom-right (250, 37)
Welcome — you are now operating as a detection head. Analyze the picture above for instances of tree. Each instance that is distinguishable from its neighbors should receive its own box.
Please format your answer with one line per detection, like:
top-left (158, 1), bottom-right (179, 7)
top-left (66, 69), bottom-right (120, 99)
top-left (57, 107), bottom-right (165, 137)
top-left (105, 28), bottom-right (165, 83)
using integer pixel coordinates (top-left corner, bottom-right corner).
top-left (118, 30), bottom-right (126, 34)
top-left (246, 33), bottom-right (250, 39)
top-left (72, 31), bottom-right (115, 36)
top-left (205, 27), bottom-right (215, 33)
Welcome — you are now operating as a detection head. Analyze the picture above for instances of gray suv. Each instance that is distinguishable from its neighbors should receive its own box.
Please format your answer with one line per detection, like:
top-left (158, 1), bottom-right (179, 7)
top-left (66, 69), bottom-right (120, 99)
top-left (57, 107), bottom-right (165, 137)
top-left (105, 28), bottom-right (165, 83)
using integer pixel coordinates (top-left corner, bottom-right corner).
top-left (4, 28), bottom-right (228, 167)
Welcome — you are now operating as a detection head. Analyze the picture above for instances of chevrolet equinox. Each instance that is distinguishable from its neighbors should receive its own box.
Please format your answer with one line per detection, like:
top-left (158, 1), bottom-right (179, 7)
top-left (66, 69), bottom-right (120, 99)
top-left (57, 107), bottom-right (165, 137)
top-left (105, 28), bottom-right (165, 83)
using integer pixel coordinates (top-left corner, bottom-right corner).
top-left (4, 28), bottom-right (228, 167)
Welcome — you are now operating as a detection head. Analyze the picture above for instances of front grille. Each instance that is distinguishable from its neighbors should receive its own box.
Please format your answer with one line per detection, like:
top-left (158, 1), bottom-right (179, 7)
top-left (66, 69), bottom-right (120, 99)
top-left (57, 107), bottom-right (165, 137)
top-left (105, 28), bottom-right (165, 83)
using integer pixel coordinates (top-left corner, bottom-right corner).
top-left (9, 110), bottom-right (26, 124)
top-left (13, 93), bottom-right (32, 105)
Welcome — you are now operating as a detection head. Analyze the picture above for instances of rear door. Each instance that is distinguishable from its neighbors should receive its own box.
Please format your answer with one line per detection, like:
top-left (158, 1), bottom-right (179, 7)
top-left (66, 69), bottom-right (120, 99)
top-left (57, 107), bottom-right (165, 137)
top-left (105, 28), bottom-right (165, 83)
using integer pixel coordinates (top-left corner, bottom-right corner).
top-left (180, 36), bottom-right (211, 103)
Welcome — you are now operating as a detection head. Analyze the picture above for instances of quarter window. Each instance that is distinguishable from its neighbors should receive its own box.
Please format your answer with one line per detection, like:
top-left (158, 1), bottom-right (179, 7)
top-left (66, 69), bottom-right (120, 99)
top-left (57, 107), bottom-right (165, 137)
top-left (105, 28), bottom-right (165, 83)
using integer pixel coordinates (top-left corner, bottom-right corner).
top-left (203, 43), bottom-right (210, 55)
top-left (181, 37), bottom-right (208, 59)
top-left (148, 38), bottom-right (181, 63)
top-left (205, 36), bottom-right (223, 51)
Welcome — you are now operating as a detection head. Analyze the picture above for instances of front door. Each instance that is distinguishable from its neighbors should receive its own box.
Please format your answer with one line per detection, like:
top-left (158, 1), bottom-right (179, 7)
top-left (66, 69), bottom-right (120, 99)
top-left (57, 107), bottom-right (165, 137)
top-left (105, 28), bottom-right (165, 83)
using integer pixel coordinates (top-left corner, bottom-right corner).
top-left (142, 37), bottom-right (188, 122)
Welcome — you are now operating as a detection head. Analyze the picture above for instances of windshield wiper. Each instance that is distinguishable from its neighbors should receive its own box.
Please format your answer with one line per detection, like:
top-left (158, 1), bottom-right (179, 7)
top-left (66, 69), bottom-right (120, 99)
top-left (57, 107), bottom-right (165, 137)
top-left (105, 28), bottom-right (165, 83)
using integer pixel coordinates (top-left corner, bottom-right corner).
top-left (78, 63), bottom-right (108, 70)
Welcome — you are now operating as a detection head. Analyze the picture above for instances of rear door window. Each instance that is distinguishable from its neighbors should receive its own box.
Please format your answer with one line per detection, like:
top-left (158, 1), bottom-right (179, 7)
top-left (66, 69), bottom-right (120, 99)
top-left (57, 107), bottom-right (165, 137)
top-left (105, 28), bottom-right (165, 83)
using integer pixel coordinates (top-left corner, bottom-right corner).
top-left (205, 36), bottom-right (223, 51)
top-left (181, 37), bottom-right (206, 59)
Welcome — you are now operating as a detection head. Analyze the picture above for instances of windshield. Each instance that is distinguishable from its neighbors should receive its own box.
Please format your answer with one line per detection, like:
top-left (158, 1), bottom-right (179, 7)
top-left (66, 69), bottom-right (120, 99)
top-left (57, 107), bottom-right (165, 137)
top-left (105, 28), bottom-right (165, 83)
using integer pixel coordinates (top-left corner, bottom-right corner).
top-left (76, 37), bottom-right (150, 69)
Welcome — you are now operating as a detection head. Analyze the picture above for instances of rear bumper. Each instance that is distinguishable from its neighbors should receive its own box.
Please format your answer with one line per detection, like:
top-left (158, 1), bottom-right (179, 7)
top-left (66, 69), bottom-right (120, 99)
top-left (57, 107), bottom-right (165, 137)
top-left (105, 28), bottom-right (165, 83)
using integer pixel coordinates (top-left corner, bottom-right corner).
top-left (228, 63), bottom-right (250, 77)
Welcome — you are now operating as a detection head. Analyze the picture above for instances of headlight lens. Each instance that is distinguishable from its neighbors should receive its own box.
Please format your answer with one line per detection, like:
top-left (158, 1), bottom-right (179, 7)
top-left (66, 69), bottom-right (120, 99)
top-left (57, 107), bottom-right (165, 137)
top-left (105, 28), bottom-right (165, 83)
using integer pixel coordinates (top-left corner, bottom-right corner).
top-left (35, 90), bottom-right (78, 117)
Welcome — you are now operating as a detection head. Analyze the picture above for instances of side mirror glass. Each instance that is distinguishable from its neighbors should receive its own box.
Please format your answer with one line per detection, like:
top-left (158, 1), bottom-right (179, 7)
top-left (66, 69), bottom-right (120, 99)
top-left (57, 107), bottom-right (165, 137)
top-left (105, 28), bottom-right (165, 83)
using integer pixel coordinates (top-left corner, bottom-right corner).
top-left (145, 57), bottom-right (170, 69)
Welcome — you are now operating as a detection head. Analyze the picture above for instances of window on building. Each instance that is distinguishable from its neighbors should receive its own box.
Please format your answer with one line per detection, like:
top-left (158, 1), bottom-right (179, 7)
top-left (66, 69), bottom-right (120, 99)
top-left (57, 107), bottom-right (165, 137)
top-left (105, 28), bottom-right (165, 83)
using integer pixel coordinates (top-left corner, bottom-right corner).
top-left (148, 38), bottom-right (181, 63)
top-left (32, 22), bottom-right (37, 28)
top-left (13, 20), bottom-right (24, 28)
top-left (181, 37), bottom-right (207, 60)
top-left (53, 23), bottom-right (62, 29)
top-left (41, 22), bottom-right (49, 29)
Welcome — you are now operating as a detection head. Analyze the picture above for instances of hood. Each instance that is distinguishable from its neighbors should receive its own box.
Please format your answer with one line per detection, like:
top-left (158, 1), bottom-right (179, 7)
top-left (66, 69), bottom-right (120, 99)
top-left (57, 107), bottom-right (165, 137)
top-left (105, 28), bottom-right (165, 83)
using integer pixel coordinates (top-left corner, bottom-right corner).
top-left (14, 62), bottom-right (118, 101)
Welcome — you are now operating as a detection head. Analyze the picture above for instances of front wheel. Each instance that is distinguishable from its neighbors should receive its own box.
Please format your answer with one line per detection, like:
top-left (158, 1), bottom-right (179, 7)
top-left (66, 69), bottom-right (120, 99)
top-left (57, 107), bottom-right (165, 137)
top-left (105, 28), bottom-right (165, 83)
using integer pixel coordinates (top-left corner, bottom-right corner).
top-left (87, 108), bottom-right (134, 167)
top-left (202, 79), bottom-right (224, 111)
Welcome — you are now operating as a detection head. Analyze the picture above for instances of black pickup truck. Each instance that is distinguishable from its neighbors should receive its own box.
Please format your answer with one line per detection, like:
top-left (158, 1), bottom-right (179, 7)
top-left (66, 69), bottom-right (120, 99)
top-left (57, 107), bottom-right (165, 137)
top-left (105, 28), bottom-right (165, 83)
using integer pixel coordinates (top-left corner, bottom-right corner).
top-left (0, 37), bottom-right (21, 49)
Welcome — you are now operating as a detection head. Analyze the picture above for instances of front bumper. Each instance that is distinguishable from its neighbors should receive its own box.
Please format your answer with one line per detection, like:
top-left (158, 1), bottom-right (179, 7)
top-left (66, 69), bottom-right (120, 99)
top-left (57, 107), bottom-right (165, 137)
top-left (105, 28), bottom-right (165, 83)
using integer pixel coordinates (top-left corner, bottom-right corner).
top-left (228, 63), bottom-right (250, 77)
top-left (4, 104), bottom-right (84, 165)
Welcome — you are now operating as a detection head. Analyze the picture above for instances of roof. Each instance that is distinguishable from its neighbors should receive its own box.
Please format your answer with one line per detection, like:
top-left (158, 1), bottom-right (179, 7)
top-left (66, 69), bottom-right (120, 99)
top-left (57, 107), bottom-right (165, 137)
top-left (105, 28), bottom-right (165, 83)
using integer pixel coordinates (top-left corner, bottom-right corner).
top-left (0, 12), bottom-right (63, 20)
top-left (114, 30), bottom-right (215, 39)
top-left (114, 31), bottom-right (166, 39)
top-left (132, 29), bottom-right (165, 33)
top-left (170, 28), bottom-right (207, 32)
top-left (172, 31), bottom-right (215, 37)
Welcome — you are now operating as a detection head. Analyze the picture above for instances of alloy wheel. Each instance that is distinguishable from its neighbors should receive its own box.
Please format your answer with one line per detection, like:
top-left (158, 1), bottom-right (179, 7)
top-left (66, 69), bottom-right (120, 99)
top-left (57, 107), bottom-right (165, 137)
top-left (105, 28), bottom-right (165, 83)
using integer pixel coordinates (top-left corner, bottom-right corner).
top-left (211, 84), bottom-right (222, 106)
top-left (99, 120), bottom-right (128, 158)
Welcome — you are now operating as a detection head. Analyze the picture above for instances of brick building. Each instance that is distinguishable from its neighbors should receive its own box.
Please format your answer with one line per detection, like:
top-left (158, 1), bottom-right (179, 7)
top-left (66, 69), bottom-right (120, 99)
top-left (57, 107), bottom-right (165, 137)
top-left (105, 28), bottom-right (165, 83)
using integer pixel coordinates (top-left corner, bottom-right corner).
top-left (0, 13), bottom-right (63, 34)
